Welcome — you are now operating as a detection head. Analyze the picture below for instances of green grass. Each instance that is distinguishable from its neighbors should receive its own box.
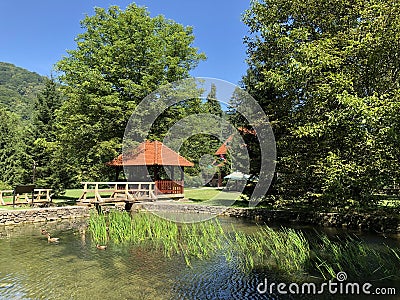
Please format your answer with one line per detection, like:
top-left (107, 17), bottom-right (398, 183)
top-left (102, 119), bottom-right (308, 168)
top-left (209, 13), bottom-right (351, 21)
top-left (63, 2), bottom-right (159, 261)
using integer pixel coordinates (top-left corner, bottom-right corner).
top-left (184, 188), bottom-right (220, 201)
top-left (184, 187), bottom-right (242, 206)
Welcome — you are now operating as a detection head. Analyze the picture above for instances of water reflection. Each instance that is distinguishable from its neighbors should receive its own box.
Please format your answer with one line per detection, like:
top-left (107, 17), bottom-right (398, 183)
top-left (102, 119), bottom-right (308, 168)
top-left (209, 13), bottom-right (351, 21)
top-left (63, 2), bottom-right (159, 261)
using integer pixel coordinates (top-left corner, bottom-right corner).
top-left (0, 217), bottom-right (398, 299)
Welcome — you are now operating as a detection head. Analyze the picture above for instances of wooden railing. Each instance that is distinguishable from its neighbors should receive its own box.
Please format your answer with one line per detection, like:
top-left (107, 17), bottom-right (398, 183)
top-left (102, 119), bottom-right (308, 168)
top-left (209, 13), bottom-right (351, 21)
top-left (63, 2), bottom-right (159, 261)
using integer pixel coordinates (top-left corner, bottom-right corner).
top-left (155, 180), bottom-right (184, 195)
top-left (78, 182), bottom-right (157, 204)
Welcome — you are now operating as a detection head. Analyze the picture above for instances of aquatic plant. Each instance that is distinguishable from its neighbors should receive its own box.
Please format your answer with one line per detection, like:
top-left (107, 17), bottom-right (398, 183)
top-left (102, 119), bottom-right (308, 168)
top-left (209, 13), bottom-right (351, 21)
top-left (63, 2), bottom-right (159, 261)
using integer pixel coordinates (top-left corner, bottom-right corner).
top-left (226, 225), bottom-right (311, 276)
top-left (88, 210), bottom-right (108, 245)
top-left (88, 210), bottom-right (225, 265)
top-left (313, 234), bottom-right (400, 281)
top-left (88, 210), bottom-right (400, 282)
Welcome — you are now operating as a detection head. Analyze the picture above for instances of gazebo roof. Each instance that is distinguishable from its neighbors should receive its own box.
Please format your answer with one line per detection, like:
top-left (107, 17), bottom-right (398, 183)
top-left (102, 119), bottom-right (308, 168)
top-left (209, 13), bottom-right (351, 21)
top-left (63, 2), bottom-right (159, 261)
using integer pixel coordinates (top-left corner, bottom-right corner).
top-left (107, 140), bottom-right (194, 167)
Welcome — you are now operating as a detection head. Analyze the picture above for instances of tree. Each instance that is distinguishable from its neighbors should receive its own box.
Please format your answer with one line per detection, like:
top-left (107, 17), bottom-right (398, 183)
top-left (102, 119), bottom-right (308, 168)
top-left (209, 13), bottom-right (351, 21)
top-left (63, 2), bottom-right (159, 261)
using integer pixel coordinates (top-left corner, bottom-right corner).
top-left (31, 78), bottom-right (65, 190)
top-left (0, 107), bottom-right (32, 186)
top-left (204, 83), bottom-right (223, 117)
top-left (0, 62), bottom-right (45, 120)
top-left (32, 77), bottom-right (62, 140)
top-left (242, 0), bottom-right (400, 208)
top-left (54, 4), bottom-right (206, 183)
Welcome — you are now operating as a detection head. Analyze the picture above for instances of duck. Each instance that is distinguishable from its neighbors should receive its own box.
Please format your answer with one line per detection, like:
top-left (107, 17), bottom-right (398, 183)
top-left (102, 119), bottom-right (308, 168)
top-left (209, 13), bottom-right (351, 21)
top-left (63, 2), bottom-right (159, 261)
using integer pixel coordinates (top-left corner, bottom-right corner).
top-left (96, 244), bottom-right (107, 250)
top-left (45, 233), bottom-right (59, 243)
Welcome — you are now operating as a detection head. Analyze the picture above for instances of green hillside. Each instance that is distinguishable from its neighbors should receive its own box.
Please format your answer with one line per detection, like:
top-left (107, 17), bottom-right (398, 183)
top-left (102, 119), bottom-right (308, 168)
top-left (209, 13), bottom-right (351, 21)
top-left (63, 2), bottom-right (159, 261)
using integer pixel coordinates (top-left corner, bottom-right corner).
top-left (0, 62), bottom-right (46, 120)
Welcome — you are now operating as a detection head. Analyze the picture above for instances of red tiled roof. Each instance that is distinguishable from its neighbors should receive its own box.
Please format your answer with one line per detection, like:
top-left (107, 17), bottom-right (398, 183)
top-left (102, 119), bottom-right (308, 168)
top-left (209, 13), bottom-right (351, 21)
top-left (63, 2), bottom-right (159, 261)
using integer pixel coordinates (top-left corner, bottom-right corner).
top-left (107, 140), bottom-right (194, 167)
top-left (214, 127), bottom-right (257, 155)
top-left (215, 134), bottom-right (233, 155)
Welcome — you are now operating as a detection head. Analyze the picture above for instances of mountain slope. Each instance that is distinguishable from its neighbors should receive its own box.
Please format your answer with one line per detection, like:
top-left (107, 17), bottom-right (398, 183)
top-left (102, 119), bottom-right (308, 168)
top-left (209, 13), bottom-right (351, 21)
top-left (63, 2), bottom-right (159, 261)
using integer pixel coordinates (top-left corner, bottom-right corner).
top-left (0, 62), bottom-right (46, 120)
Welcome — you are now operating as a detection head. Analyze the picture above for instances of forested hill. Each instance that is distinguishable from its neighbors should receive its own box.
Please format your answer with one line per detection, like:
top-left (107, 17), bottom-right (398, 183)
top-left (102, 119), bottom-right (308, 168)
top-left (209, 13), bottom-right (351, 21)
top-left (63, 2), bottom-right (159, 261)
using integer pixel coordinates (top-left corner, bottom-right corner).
top-left (0, 62), bottom-right (46, 120)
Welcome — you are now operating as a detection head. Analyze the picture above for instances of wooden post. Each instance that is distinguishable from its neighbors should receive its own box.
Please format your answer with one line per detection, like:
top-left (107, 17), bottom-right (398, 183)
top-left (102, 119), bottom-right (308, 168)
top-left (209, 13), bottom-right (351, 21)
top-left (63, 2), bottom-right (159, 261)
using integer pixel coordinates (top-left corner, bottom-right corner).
top-left (170, 166), bottom-right (175, 180)
top-left (78, 183), bottom-right (88, 202)
top-left (0, 191), bottom-right (5, 206)
top-left (46, 189), bottom-right (51, 202)
top-left (95, 183), bottom-right (102, 202)
top-left (113, 183), bottom-right (118, 200)
top-left (154, 166), bottom-right (159, 181)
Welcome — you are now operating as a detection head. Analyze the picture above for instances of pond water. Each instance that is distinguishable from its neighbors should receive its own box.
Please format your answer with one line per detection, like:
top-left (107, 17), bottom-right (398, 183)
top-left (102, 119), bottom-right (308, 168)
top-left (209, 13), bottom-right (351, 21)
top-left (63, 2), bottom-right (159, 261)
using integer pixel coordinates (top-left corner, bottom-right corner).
top-left (0, 215), bottom-right (399, 300)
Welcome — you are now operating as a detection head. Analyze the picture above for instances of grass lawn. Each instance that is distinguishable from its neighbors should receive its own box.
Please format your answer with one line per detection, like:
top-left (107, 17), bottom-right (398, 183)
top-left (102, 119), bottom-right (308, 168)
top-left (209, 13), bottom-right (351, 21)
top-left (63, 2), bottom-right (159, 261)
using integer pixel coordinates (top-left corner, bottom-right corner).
top-left (0, 187), bottom-right (247, 209)
top-left (184, 187), bottom-right (244, 206)
top-left (0, 189), bottom-right (113, 209)
top-left (184, 187), bottom-right (220, 201)
top-left (52, 189), bottom-right (114, 204)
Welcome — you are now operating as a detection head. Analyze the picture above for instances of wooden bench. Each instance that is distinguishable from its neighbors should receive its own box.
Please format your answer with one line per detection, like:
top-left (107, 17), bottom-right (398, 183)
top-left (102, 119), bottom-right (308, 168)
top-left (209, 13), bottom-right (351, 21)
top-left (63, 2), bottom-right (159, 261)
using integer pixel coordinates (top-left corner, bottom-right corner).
top-left (13, 185), bottom-right (35, 206)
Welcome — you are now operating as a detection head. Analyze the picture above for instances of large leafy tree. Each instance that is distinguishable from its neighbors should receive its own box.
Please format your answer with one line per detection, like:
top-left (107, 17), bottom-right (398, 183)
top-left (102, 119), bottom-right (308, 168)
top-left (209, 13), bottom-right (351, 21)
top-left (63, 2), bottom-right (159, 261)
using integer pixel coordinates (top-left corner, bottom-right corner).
top-left (55, 4), bottom-right (205, 182)
top-left (242, 0), bottom-right (400, 208)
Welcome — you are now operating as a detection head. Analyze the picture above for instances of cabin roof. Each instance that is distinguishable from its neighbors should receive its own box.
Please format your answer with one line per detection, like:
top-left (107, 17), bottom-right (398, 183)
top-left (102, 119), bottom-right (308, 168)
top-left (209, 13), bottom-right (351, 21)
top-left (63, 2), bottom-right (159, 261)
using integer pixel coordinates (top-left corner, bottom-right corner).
top-left (107, 140), bottom-right (194, 167)
top-left (214, 127), bottom-right (257, 155)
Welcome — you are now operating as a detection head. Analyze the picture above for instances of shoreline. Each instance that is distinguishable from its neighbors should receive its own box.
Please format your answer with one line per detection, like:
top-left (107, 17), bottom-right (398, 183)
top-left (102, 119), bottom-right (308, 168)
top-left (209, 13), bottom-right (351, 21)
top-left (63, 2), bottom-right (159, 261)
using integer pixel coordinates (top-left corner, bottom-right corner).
top-left (0, 202), bottom-right (399, 235)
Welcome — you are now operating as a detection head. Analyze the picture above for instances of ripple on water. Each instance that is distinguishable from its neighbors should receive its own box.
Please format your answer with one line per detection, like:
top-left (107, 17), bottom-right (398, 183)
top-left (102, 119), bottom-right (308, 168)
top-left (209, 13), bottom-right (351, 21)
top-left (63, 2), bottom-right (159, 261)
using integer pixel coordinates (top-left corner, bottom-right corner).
top-left (1, 219), bottom-right (398, 300)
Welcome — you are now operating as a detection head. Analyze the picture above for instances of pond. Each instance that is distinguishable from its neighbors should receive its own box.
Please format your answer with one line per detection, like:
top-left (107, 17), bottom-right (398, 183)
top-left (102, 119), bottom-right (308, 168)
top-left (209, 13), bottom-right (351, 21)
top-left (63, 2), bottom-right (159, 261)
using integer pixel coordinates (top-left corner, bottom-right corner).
top-left (0, 214), bottom-right (399, 300)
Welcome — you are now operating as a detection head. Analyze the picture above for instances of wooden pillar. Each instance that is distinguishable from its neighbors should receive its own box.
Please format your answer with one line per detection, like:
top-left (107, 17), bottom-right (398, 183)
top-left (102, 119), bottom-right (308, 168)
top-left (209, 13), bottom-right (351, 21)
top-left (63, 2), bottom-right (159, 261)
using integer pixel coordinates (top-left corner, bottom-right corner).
top-left (114, 167), bottom-right (121, 182)
top-left (171, 166), bottom-right (175, 181)
top-left (154, 166), bottom-right (159, 181)
top-left (180, 167), bottom-right (185, 194)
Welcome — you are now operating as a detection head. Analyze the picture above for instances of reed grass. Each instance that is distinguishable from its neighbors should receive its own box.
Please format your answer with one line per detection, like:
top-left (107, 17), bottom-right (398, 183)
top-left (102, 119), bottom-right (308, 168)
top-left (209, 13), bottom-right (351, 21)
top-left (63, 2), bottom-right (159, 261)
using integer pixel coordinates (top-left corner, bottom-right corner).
top-left (313, 233), bottom-right (400, 281)
top-left (226, 225), bottom-right (311, 276)
top-left (88, 210), bottom-right (225, 266)
top-left (88, 210), bottom-right (108, 245)
top-left (88, 210), bottom-right (400, 282)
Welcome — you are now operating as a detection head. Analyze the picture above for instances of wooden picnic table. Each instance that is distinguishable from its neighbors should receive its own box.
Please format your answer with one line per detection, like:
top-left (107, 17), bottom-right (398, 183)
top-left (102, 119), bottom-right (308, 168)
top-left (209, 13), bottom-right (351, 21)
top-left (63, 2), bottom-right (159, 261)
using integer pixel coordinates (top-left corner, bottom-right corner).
top-left (0, 188), bottom-right (52, 206)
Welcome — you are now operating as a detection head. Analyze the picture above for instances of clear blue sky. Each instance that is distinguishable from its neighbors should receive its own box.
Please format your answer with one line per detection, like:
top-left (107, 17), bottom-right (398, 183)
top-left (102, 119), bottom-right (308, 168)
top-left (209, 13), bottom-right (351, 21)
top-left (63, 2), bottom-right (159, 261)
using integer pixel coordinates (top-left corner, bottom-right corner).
top-left (0, 1), bottom-right (251, 85)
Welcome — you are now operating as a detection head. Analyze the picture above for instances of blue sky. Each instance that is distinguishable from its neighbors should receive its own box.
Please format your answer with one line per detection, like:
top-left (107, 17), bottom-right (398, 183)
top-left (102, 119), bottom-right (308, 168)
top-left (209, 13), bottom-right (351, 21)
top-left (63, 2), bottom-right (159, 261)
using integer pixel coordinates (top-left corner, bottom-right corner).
top-left (0, 1), bottom-right (251, 85)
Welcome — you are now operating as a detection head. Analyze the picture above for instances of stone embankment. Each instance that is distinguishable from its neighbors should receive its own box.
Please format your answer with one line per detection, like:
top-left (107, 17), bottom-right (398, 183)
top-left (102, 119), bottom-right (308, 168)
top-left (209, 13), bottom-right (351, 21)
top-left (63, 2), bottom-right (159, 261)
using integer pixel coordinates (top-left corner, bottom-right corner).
top-left (0, 202), bottom-right (399, 234)
top-left (0, 206), bottom-right (90, 226)
top-left (133, 202), bottom-right (400, 234)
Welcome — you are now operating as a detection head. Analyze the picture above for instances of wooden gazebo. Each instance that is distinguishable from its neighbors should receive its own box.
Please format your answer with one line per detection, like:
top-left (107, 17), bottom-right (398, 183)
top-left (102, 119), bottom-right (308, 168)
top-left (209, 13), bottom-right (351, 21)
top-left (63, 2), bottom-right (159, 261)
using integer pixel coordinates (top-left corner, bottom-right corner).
top-left (107, 140), bottom-right (194, 197)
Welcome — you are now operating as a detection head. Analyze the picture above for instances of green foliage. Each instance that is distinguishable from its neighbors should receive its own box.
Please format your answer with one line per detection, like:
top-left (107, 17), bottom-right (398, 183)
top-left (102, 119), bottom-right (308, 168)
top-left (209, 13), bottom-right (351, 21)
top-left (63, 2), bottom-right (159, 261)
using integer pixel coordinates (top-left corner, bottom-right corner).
top-left (54, 4), bottom-right (206, 184)
top-left (0, 107), bottom-right (33, 185)
top-left (30, 78), bottom-right (67, 191)
top-left (0, 182), bottom-right (11, 190)
top-left (0, 62), bottom-right (45, 120)
top-left (242, 0), bottom-right (400, 207)
top-left (32, 78), bottom-right (62, 140)
top-left (204, 83), bottom-right (223, 117)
